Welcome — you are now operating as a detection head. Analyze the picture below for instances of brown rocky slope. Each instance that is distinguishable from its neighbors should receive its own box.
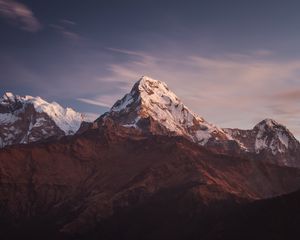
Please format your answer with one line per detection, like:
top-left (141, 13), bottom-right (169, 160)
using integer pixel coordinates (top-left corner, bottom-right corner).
top-left (1, 121), bottom-right (300, 239)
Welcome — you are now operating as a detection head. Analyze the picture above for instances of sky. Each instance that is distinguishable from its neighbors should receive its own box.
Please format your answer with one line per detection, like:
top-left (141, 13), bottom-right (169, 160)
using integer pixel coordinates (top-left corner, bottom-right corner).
top-left (1, 0), bottom-right (300, 137)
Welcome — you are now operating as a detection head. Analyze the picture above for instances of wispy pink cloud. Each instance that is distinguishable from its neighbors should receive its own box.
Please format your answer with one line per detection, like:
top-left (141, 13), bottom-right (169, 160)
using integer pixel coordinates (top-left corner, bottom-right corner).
top-left (49, 22), bottom-right (81, 41)
top-left (0, 0), bottom-right (42, 32)
top-left (274, 89), bottom-right (300, 101)
top-left (77, 98), bottom-right (111, 108)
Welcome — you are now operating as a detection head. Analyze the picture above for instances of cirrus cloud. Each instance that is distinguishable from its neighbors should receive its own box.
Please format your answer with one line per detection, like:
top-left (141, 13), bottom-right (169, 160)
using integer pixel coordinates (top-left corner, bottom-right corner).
top-left (49, 19), bottom-right (81, 41)
top-left (0, 0), bottom-right (42, 32)
top-left (77, 97), bottom-right (111, 108)
top-left (100, 47), bottom-right (300, 138)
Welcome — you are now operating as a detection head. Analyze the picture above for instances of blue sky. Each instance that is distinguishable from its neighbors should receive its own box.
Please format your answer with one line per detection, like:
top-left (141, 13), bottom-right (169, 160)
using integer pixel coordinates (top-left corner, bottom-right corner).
top-left (1, 0), bottom-right (300, 137)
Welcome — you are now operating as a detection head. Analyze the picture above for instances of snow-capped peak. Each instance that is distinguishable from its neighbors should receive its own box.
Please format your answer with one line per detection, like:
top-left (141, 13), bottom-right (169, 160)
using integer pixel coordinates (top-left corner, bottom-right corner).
top-left (23, 95), bottom-right (84, 134)
top-left (0, 92), bottom-right (83, 134)
top-left (254, 118), bottom-right (281, 130)
top-left (111, 76), bottom-right (176, 113)
top-left (105, 76), bottom-right (230, 145)
top-left (223, 118), bottom-right (300, 167)
top-left (253, 118), bottom-right (296, 155)
top-left (111, 76), bottom-right (202, 130)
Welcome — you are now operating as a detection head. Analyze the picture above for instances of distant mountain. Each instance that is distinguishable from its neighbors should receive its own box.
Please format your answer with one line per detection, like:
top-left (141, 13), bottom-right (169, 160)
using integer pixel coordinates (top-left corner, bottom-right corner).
top-left (224, 119), bottom-right (300, 168)
top-left (0, 92), bottom-right (84, 148)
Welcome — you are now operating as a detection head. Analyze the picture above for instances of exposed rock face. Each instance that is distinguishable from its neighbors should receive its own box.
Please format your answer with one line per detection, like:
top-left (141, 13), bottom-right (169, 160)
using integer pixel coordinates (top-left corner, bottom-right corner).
top-left (0, 92), bottom-right (84, 148)
top-left (1, 123), bottom-right (300, 239)
top-left (224, 119), bottom-right (300, 168)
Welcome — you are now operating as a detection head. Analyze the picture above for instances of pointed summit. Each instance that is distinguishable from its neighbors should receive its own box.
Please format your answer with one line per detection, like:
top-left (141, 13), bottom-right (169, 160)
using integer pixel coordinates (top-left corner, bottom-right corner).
top-left (254, 118), bottom-right (282, 130)
top-left (253, 118), bottom-right (298, 155)
top-left (111, 76), bottom-right (174, 112)
top-left (225, 118), bottom-right (300, 167)
top-left (101, 76), bottom-right (231, 145)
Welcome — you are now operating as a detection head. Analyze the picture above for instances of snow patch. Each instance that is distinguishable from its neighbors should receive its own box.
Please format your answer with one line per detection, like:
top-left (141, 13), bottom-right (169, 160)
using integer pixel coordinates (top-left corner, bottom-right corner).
top-left (194, 130), bottom-right (211, 145)
top-left (0, 113), bottom-right (20, 124)
top-left (111, 94), bottom-right (135, 112)
top-left (255, 136), bottom-right (268, 153)
top-left (278, 132), bottom-right (289, 148)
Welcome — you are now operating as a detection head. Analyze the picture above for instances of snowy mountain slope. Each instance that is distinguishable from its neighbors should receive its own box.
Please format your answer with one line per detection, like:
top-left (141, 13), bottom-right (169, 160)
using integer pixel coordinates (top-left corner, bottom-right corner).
top-left (224, 119), bottom-right (300, 167)
top-left (0, 92), bottom-right (84, 148)
top-left (98, 76), bottom-right (233, 146)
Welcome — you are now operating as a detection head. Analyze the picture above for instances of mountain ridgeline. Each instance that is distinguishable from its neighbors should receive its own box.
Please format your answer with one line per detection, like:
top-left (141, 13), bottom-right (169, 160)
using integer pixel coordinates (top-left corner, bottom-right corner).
top-left (1, 76), bottom-right (300, 240)
top-left (94, 76), bottom-right (300, 168)
top-left (2, 77), bottom-right (300, 168)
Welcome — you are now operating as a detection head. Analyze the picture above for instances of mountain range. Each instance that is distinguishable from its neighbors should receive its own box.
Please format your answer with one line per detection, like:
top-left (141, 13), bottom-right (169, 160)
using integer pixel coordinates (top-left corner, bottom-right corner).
top-left (0, 92), bottom-right (84, 148)
top-left (95, 76), bottom-right (300, 168)
top-left (1, 76), bottom-right (300, 240)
